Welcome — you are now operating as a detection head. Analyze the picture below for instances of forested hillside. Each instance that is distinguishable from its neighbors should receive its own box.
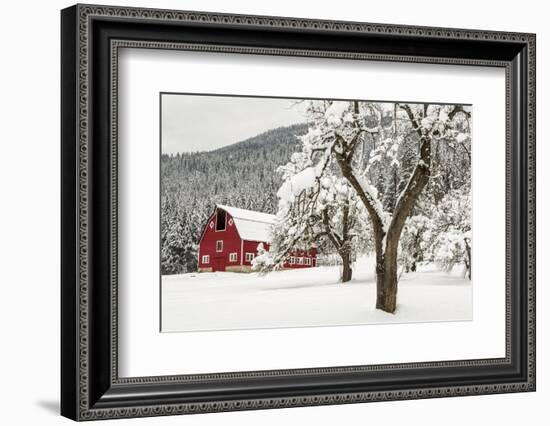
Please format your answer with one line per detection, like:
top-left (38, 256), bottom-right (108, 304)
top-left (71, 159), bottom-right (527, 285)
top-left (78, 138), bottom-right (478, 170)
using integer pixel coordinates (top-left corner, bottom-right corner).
top-left (161, 123), bottom-right (309, 274)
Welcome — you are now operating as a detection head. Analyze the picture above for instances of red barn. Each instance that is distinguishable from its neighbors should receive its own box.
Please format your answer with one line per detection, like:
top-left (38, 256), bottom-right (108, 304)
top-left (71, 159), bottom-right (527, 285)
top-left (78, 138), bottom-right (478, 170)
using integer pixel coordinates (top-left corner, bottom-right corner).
top-left (197, 205), bottom-right (317, 272)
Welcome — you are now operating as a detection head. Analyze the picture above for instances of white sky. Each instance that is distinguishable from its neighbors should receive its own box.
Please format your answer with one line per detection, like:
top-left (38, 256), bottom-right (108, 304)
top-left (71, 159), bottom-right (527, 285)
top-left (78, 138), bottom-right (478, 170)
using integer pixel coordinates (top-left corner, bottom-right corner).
top-left (161, 94), bottom-right (309, 154)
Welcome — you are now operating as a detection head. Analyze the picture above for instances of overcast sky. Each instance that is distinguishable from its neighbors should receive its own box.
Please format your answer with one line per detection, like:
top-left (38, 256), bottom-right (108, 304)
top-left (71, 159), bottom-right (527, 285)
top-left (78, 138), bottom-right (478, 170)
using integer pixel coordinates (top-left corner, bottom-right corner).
top-left (161, 94), bottom-right (309, 154)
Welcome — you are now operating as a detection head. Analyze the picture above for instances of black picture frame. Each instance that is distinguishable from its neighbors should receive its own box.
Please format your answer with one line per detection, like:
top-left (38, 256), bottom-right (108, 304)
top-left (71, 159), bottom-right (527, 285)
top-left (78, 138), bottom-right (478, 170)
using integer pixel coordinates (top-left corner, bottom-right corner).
top-left (61, 3), bottom-right (536, 421)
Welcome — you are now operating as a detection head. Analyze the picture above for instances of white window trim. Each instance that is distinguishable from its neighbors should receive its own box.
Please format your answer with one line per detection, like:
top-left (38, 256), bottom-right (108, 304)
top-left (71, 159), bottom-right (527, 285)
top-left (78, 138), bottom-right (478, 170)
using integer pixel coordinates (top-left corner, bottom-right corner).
top-left (297, 257), bottom-right (303, 265)
top-left (289, 256), bottom-right (295, 265)
top-left (216, 240), bottom-right (223, 252)
top-left (304, 258), bottom-right (311, 266)
top-left (229, 252), bottom-right (237, 262)
top-left (202, 255), bottom-right (209, 264)
top-left (245, 252), bottom-right (254, 262)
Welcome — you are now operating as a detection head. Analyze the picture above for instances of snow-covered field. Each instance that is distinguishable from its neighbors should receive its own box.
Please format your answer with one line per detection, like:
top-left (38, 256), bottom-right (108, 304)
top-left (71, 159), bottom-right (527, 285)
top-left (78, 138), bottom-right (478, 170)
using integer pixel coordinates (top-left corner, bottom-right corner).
top-left (161, 257), bottom-right (472, 332)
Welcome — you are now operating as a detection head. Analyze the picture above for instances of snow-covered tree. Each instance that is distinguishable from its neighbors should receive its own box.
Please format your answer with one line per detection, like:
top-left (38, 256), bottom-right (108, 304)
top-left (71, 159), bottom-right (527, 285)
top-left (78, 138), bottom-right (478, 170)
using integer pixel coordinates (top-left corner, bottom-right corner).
top-left (428, 186), bottom-right (472, 278)
top-left (251, 242), bottom-right (274, 271)
top-left (398, 214), bottom-right (431, 273)
top-left (313, 176), bottom-right (371, 282)
top-left (292, 100), bottom-right (471, 312)
top-left (258, 144), bottom-right (370, 282)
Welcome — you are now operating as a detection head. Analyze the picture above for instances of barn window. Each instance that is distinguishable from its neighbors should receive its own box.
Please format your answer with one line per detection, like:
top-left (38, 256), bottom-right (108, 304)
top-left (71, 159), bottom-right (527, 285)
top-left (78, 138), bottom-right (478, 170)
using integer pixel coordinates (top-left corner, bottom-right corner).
top-left (304, 258), bottom-right (311, 266)
top-left (216, 209), bottom-right (226, 231)
top-left (229, 252), bottom-right (237, 262)
top-left (297, 257), bottom-right (304, 265)
top-left (202, 255), bottom-right (209, 264)
top-left (245, 252), bottom-right (254, 262)
top-left (289, 256), bottom-right (295, 264)
top-left (216, 240), bottom-right (223, 252)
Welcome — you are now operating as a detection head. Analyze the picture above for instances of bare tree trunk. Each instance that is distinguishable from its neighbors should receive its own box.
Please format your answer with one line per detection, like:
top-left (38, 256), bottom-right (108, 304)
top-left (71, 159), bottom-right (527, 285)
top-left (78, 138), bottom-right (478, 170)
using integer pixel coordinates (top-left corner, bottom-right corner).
top-left (341, 251), bottom-right (353, 282)
top-left (321, 207), bottom-right (354, 283)
top-left (376, 254), bottom-right (398, 312)
top-left (464, 238), bottom-right (471, 280)
top-left (375, 229), bottom-right (403, 312)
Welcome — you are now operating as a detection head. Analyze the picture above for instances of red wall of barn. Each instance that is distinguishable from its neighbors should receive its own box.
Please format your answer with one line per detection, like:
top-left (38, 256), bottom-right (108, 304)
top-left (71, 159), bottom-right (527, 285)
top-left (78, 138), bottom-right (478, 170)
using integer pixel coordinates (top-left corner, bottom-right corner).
top-left (198, 211), bottom-right (241, 271)
top-left (240, 241), bottom-right (316, 268)
top-left (198, 208), bottom-right (318, 272)
top-left (283, 248), bottom-right (318, 268)
top-left (242, 240), bottom-right (270, 267)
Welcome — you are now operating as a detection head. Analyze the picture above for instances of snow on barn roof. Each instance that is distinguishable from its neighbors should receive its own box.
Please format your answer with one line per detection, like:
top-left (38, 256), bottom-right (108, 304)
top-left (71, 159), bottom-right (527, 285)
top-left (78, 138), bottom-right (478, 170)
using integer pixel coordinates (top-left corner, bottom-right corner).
top-left (217, 204), bottom-right (276, 243)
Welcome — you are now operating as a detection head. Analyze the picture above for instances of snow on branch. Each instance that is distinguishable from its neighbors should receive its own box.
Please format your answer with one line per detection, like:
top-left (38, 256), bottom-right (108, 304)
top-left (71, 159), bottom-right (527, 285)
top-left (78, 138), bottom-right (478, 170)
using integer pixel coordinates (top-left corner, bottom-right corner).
top-left (353, 172), bottom-right (389, 232)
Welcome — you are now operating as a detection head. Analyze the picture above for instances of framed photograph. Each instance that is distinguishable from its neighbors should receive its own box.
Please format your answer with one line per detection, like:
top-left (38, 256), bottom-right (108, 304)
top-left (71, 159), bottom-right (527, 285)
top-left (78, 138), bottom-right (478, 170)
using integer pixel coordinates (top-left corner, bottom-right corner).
top-left (159, 93), bottom-right (474, 332)
top-left (61, 4), bottom-right (536, 421)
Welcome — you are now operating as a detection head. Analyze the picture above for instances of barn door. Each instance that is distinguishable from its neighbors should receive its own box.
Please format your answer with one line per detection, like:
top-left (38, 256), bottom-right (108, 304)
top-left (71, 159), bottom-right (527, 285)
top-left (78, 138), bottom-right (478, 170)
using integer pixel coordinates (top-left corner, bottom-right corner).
top-left (213, 256), bottom-right (225, 272)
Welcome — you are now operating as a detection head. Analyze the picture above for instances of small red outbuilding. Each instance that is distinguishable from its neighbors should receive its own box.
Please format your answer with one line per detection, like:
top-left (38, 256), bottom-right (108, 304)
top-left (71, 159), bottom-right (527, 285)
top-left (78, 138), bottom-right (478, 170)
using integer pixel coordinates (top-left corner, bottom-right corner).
top-left (197, 205), bottom-right (317, 272)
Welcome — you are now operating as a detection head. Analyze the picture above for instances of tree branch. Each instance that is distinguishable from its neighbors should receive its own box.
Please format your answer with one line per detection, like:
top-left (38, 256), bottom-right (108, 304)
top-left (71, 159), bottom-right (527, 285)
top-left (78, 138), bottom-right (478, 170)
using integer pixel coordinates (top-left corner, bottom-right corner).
top-left (400, 104), bottom-right (422, 138)
top-left (333, 145), bottom-right (386, 257)
top-left (387, 134), bottom-right (431, 256)
top-left (322, 209), bottom-right (343, 248)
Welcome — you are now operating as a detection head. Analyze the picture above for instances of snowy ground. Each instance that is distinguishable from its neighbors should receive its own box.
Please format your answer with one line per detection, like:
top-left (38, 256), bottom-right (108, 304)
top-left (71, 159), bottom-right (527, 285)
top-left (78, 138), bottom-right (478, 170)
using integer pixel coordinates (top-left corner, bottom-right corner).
top-left (161, 257), bottom-right (472, 332)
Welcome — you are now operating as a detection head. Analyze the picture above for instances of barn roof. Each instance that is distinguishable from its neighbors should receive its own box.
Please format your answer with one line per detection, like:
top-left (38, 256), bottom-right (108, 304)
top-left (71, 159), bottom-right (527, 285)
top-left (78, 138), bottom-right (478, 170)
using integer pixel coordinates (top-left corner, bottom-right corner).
top-left (217, 204), bottom-right (276, 243)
